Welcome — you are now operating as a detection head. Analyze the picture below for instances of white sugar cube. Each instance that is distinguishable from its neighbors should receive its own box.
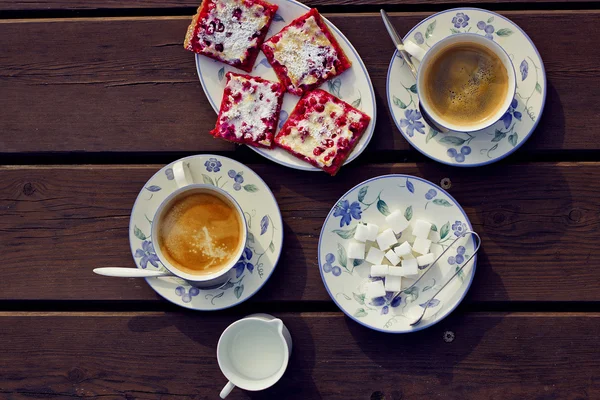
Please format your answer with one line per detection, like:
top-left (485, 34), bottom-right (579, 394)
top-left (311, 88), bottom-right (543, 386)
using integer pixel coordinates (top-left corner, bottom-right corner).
top-left (430, 243), bottom-right (443, 257)
top-left (384, 275), bottom-right (402, 292)
top-left (394, 241), bottom-right (412, 257)
top-left (385, 249), bottom-right (401, 266)
top-left (412, 219), bottom-right (432, 239)
top-left (401, 258), bottom-right (419, 276)
top-left (366, 223), bottom-right (379, 242)
top-left (412, 237), bottom-right (432, 255)
top-left (417, 253), bottom-right (435, 267)
top-left (376, 228), bottom-right (398, 250)
top-left (366, 280), bottom-right (386, 299)
top-left (370, 264), bottom-right (389, 277)
top-left (385, 210), bottom-right (410, 234)
top-left (429, 230), bottom-right (441, 242)
top-left (353, 224), bottom-right (370, 242)
top-left (347, 242), bottom-right (365, 260)
top-left (388, 266), bottom-right (403, 276)
top-left (365, 247), bottom-right (385, 264)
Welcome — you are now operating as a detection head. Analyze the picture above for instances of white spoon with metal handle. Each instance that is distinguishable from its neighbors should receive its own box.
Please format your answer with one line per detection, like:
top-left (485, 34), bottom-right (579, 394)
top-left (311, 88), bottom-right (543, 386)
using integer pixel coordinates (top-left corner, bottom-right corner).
top-left (93, 267), bottom-right (173, 278)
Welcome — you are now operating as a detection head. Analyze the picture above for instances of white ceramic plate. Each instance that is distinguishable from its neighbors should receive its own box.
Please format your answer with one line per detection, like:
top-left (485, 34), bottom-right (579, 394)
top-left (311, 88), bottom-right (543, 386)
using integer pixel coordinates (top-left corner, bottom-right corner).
top-left (129, 155), bottom-right (283, 310)
top-left (387, 8), bottom-right (546, 167)
top-left (195, 0), bottom-right (376, 171)
top-left (318, 175), bottom-right (477, 333)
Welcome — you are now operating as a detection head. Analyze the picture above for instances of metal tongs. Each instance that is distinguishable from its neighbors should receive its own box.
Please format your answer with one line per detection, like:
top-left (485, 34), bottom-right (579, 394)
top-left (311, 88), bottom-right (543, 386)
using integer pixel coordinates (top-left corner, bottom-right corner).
top-left (392, 230), bottom-right (481, 326)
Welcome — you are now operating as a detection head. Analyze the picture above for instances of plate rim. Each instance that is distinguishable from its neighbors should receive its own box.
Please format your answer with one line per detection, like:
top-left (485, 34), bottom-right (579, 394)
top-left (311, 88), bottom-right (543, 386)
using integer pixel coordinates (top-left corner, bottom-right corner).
top-left (194, 0), bottom-right (377, 171)
top-left (317, 173), bottom-right (478, 333)
top-left (386, 7), bottom-right (547, 167)
top-left (128, 154), bottom-right (284, 311)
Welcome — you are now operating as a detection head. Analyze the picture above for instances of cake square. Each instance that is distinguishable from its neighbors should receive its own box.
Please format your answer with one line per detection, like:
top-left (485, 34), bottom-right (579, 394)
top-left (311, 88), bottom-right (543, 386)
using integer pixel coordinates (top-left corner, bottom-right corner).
top-left (210, 72), bottom-right (284, 147)
top-left (274, 89), bottom-right (370, 175)
top-left (184, 0), bottom-right (278, 72)
top-left (261, 8), bottom-right (352, 95)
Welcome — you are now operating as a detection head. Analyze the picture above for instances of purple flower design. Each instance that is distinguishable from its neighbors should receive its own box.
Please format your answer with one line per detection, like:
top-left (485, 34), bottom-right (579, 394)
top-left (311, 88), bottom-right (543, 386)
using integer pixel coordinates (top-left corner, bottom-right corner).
top-left (175, 286), bottom-right (200, 303)
top-left (371, 290), bottom-right (402, 315)
top-left (333, 200), bottom-right (362, 227)
top-left (452, 220), bottom-right (467, 237)
top-left (234, 247), bottom-right (254, 278)
top-left (322, 253), bottom-right (342, 276)
top-left (228, 169), bottom-right (244, 190)
top-left (414, 32), bottom-right (424, 45)
top-left (499, 98), bottom-right (523, 129)
top-left (452, 12), bottom-right (470, 28)
top-left (400, 109), bottom-right (426, 137)
top-left (204, 157), bottom-right (222, 173)
top-left (134, 241), bottom-right (159, 269)
top-left (478, 21), bottom-right (495, 39)
top-left (425, 189), bottom-right (437, 200)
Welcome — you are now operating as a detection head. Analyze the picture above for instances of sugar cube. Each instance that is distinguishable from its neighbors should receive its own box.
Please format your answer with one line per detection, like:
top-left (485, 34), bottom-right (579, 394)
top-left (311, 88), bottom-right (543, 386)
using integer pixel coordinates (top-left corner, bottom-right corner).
top-left (401, 258), bottom-right (419, 276)
top-left (365, 223), bottom-right (379, 242)
top-left (370, 264), bottom-right (389, 277)
top-left (402, 253), bottom-right (415, 260)
top-left (388, 266), bottom-right (403, 276)
top-left (384, 275), bottom-right (402, 292)
top-left (365, 247), bottom-right (385, 264)
top-left (429, 230), bottom-right (441, 243)
top-left (394, 241), bottom-right (412, 257)
top-left (430, 243), bottom-right (443, 258)
top-left (366, 280), bottom-right (386, 299)
top-left (347, 242), bottom-right (365, 260)
top-left (354, 224), bottom-right (370, 242)
top-left (412, 237), bottom-right (432, 255)
top-left (385, 249), bottom-right (401, 266)
top-left (385, 210), bottom-right (410, 234)
top-left (412, 219), bottom-right (432, 239)
top-left (417, 253), bottom-right (435, 267)
top-left (376, 228), bottom-right (398, 250)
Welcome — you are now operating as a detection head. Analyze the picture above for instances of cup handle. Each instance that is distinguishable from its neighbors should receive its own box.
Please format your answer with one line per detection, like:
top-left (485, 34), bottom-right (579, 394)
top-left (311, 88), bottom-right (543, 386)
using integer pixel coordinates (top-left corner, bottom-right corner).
top-left (172, 160), bottom-right (193, 188)
top-left (219, 381), bottom-right (236, 399)
top-left (400, 40), bottom-right (427, 62)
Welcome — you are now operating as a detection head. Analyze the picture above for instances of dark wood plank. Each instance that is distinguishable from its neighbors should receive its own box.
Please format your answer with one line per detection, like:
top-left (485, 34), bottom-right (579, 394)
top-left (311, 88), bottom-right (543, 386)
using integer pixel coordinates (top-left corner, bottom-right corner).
top-left (1, 0), bottom-right (596, 11)
top-left (1, 12), bottom-right (599, 153)
top-left (0, 312), bottom-right (598, 399)
top-left (1, 162), bottom-right (599, 303)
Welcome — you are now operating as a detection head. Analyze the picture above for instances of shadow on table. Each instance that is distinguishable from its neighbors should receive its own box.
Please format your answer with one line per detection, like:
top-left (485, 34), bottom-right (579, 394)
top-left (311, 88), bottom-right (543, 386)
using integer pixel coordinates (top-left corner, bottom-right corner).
top-left (522, 79), bottom-right (566, 154)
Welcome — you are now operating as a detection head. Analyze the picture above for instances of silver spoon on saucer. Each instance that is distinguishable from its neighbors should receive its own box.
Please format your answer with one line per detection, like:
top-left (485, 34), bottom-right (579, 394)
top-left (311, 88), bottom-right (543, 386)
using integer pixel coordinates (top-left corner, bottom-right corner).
top-left (380, 9), bottom-right (449, 134)
top-left (93, 267), bottom-right (172, 278)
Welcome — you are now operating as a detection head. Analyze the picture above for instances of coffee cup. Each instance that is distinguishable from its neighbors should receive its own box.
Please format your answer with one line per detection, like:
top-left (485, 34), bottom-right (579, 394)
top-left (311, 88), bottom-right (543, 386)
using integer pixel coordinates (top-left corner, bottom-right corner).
top-left (150, 160), bottom-right (248, 284)
top-left (217, 314), bottom-right (292, 398)
top-left (401, 33), bottom-right (516, 132)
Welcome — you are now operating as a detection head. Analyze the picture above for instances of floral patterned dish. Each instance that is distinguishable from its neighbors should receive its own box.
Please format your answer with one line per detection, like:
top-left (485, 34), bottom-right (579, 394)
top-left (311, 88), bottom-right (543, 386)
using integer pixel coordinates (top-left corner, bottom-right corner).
top-left (318, 175), bottom-right (477, 333)
top-left (387, 8), bottom-right (546, 166)
top-left (195, 0), bottom-right (376, 171)
top-left (129, 155), bottom-right (283, 310)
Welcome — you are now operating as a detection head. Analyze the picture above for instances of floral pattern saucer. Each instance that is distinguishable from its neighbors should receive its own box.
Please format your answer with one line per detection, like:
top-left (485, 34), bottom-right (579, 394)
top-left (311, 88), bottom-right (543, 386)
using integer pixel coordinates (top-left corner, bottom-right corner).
top-left (128, 155), bottom-right (283, 310)
top-left (318, 175), bottom-right (477, 333)
top-left (195, 0), bottom-right (376, 171)
top-left (387, 8), bottom-right (546, 166)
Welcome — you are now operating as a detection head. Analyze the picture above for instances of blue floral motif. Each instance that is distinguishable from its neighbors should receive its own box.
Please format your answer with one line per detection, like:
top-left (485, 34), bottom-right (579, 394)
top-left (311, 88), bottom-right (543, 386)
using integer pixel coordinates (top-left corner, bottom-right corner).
top-left (228, 169), bottom-right (244, 190)
top-left (134, 241), bottom-right (159, 269)
top-left (447, 146), bottom-right (472, 163)
top-left (165, 168), bottom-right (174, 180)
top-left (322, 253), bottom-right (342, 276)
top-left (477, 21), bottom-right (495, 40)
top-left (175, 286), bottom-right (200, 303)
top-left (447, 246), bottom-right (466, 266)
top-left (399, 109), bottom-right (425, 137)
top-left (452, 220), bottom-right (467, 237)
top-left (425, 189), bottom-right (437, 200)
top-left (234, 247), bottom-right (254, 278)
top-left (499, 98), bottom-right (523, 129)
top-left (204, 158), bottom-right (222, 173)
top-left (452, 12), bottom-right (470, 28)
top-left (333, 200), bottom-right (362, 227)
top-left (371, 290), bottom-right (402, 315)
top-left (414, 32), bottom-right (424, 45)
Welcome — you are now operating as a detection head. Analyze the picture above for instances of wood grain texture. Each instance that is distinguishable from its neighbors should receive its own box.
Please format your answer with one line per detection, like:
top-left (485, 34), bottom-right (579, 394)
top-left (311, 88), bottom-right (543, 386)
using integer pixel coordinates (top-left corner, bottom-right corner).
top-left (1, 12), bottom-right (600, 153)
top-left (1, 0), bottom-right (597, 11)
top-left (0, 312), bottom-right (598, 399)
top-left (1, 162), bottom-right (598, 303)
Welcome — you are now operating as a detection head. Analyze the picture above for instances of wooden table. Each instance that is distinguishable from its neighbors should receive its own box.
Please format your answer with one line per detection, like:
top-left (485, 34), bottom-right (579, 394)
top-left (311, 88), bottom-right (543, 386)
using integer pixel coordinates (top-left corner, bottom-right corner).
top-left (1, 0), bottom-right (599, 398)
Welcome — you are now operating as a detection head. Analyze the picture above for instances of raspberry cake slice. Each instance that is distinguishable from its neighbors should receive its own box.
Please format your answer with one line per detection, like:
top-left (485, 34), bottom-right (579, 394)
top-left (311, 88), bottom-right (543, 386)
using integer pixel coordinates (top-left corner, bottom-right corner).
top-left (184, 0), bottom-right (278, 72)
top-left (275, 89), bottom-right (370, 175)
top-left (261, 8), bottom-right (352, 96)
top-left (210, 72), bottom-right (284, 148)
